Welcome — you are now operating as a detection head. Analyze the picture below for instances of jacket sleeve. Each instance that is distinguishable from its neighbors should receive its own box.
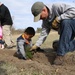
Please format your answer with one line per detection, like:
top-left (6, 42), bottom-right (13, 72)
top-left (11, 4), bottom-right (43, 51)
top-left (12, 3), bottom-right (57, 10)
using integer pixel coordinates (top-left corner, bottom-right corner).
top-left (52, 3), bottom-right (75, 21)
top-left (35, 21), bottom-right (51, 47)
top-left (17, 40), bottom-right (26, 58)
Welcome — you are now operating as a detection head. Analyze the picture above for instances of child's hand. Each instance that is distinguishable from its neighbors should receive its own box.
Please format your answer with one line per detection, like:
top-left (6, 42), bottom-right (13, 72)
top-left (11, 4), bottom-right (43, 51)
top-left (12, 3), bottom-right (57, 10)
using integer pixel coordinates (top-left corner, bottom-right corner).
top-left (25, 40), bottom-right (30, 44)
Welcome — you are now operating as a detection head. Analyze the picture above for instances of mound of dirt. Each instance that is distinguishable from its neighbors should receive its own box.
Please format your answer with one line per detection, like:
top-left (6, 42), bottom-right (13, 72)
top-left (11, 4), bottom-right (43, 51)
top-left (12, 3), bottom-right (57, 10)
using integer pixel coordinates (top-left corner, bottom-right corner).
top-left (0, 48), bottom-right (75, 75)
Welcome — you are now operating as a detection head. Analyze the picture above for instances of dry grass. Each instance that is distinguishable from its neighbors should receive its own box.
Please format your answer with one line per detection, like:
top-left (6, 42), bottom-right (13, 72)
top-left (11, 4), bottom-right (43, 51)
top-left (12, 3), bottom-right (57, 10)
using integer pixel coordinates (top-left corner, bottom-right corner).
top-left (32, 31), bottom-right (59, 48)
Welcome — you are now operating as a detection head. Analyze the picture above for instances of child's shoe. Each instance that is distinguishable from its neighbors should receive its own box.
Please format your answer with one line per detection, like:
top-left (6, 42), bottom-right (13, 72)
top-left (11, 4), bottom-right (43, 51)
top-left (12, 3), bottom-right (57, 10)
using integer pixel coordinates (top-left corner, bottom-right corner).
top-left (1, 44), bottom-right (4, 49)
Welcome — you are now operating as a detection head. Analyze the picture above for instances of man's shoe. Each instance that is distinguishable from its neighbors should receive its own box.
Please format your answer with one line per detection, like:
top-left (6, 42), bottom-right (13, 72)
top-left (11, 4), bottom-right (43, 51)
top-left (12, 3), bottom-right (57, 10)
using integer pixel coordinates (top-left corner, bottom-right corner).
top-left (6, 44), bottom-right (16, 49)
top-left (6, 46), bottom-right (13, 49)
top-left (53, 55), bottom-right (64, 65)
top-left (52, 40), bottom-right (59, 51)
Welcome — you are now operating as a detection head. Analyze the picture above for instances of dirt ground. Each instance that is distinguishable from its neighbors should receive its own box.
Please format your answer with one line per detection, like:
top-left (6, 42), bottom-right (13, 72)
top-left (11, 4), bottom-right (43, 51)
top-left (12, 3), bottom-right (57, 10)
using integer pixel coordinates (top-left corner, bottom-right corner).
top-left (0, 47), bottom-right (75, 75)
top-left (0, 32), bottom-right (75, 75)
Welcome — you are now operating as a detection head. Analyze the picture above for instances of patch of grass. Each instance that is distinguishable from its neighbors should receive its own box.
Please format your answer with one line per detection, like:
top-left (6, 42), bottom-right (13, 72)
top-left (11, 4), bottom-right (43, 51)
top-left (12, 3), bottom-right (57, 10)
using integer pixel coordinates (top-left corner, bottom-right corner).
top-left (0, 61), bottom-right (18, 75)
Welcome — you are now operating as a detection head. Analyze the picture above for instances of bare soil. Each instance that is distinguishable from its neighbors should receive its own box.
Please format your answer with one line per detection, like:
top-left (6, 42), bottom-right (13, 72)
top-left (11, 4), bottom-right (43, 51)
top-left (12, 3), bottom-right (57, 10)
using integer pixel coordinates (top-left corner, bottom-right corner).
top-left (0, 47), bottom-right (75, 75)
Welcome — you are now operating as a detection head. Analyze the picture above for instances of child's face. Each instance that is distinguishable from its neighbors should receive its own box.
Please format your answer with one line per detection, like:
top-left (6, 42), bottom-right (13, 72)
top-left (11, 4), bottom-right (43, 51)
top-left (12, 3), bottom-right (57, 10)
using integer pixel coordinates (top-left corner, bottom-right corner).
top-left (24, 33), bottom-right (33, 40)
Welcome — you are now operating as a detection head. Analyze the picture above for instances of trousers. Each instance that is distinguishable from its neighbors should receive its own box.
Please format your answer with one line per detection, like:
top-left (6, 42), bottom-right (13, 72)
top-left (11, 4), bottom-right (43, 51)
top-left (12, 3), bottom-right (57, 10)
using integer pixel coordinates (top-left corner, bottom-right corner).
top-left (2, 25), bottom-right (13, 46)
top-left (57, 19), bottom-right (75, 56)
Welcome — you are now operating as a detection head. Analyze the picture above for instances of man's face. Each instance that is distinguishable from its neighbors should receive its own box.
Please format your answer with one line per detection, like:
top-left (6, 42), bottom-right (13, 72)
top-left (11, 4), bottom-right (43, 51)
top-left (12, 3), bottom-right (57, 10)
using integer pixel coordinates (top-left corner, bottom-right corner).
top-left (40, 7), bottom-right (48, 20)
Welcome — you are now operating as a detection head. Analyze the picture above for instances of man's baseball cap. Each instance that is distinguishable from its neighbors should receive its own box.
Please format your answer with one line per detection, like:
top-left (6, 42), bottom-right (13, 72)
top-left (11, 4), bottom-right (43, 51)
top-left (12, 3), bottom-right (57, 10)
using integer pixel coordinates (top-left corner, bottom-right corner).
top-left (31, 2), bottom-right (45, 22)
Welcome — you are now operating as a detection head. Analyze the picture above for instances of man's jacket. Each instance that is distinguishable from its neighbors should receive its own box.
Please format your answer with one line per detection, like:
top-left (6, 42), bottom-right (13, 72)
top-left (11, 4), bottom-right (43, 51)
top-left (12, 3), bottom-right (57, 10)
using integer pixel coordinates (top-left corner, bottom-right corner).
top-left (35, 3), bottom-right (75, 47)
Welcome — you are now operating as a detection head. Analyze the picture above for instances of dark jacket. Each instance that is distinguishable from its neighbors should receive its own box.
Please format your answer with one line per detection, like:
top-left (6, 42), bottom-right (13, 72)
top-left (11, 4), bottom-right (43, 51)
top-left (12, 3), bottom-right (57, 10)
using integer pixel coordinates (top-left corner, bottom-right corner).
top-left (0, 4), bottom-right (13, 26)
top-left (17, 34), bottom-right (31, 43)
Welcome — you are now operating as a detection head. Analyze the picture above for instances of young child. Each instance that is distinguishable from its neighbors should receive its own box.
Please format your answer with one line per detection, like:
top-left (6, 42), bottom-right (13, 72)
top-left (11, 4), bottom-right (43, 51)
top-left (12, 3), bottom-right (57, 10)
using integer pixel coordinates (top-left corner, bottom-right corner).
top-left (0, 26), bottom-right (4, 49)
top-left (15, 27), bottom-right (35, 60)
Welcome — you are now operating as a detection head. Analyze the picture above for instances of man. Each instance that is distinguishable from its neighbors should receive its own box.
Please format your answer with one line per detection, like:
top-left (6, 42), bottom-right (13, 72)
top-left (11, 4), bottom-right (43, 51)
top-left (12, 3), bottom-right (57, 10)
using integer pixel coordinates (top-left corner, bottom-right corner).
top-left (0, 2), bottom-right (14, 49)
top-left (31, 2), bottom-right (75, 65)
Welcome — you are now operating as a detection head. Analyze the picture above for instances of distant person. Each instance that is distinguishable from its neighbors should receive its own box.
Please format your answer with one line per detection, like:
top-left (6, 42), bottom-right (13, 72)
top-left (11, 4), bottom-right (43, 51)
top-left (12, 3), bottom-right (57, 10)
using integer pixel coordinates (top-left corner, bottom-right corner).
top-left (0, 25), bottom-right (5, 49)
top-left (0, 2), bottom-right (14, 49)
top-left (14, 27), bottom-right (35, 60)
top-left (31, 2), bottom-right (75, 65)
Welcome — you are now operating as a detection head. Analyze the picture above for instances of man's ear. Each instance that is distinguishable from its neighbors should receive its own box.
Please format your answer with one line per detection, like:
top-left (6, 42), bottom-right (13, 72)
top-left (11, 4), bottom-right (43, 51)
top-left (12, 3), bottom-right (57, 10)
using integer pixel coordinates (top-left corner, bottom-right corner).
top-left (42, 6), bottom-right (47, 13)
top-left (42, 7), bottom-right (46, 12)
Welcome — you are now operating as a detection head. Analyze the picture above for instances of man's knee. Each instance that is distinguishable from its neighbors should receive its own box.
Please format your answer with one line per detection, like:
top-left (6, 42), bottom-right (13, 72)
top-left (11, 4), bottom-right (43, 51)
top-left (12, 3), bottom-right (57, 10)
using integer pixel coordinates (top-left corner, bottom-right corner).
top-left (61, 19), bottom-right (72, 27)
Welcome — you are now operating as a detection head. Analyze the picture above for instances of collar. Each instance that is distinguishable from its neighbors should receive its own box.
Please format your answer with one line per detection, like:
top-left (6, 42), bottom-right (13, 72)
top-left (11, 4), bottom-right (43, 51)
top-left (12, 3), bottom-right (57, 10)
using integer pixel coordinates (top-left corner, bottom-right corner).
top-left (22, 34), bottom-right (25, 39)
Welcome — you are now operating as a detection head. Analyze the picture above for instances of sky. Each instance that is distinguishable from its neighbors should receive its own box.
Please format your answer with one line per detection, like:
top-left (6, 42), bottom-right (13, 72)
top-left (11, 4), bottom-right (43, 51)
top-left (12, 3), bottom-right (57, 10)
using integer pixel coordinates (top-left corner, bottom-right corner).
top-left (1, 0), bottom-right (75, 30)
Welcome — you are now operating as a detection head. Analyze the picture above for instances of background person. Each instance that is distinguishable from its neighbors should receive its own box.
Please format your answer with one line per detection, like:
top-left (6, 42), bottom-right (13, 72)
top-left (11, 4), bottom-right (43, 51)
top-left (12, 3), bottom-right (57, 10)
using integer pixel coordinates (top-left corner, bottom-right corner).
top-left (0, 25), bottom-right (4, 49)
top-left (0, 2), bottom-right (14, 49)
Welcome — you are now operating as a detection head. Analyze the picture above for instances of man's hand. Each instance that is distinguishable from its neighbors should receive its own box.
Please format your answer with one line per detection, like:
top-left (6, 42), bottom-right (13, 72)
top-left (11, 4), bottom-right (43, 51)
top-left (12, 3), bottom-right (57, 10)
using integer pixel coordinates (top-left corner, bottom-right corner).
top-left (30, 45), bottom-right (38, 51)
top-left (52, 17), bottom-right (60, 29)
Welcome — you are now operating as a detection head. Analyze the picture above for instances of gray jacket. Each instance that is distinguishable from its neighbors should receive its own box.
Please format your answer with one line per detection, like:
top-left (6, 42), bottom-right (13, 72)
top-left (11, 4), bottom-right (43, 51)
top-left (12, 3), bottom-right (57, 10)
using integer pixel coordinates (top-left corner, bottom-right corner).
top-left (17, 35), bottom-right (32, 59)
top-left (35, 3), bottom-right (75, 47)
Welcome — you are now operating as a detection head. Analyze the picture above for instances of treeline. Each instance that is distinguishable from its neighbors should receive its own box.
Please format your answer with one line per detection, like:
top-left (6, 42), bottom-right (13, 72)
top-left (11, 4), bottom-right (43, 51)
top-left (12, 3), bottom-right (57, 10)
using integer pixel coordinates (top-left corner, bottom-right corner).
top-left (11, 27), bottom-right (42, 34)
top-left (11, 27), bottom-right (24, 34)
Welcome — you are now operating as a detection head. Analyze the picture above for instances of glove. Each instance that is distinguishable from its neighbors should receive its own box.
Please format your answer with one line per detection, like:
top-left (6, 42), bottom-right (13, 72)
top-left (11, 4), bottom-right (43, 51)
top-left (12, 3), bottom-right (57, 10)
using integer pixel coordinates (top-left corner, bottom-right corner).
top-left (30, 45), bottom-right (38, 51)
top-left (52, 17), bottom-right (60, 29)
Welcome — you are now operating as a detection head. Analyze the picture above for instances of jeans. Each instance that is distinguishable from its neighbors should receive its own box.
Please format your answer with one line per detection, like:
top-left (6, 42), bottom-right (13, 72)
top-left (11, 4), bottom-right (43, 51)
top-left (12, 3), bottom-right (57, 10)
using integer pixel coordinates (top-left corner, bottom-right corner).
top-left (57, 19), bottom-right (75, 56)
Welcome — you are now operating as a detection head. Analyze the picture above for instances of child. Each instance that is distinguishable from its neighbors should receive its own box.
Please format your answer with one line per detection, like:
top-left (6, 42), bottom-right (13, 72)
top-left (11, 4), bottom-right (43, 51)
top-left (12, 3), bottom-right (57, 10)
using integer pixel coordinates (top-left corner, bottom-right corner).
top-left (0, 26), bottom-right (4, 49)
top-left (14, 27), bottom-right (35, 60)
